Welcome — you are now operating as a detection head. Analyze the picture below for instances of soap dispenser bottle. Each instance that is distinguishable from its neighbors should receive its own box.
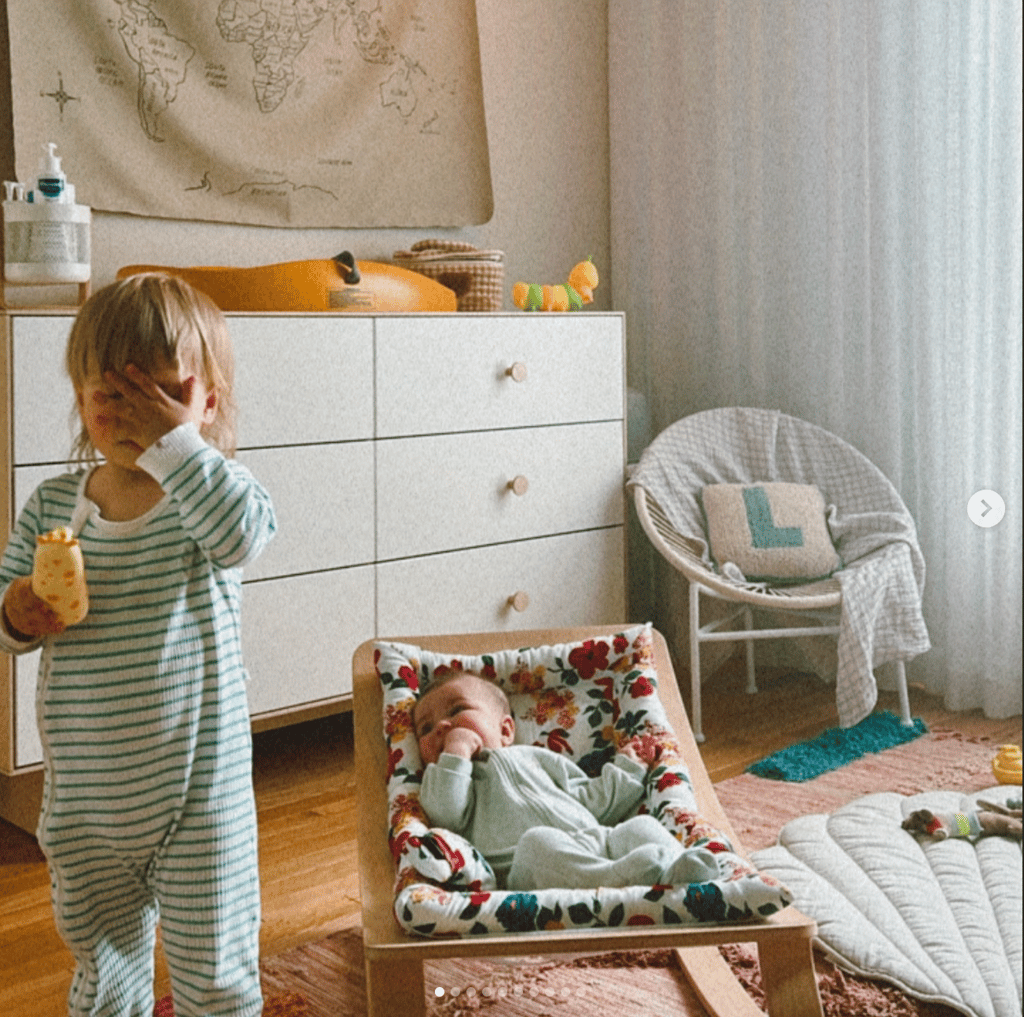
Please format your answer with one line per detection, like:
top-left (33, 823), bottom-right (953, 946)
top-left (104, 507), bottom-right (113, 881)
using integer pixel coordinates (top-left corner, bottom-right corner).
top-left (35, 142), bottom-right (68, 201)
top-left (2, 142), bottom-right (91, 285)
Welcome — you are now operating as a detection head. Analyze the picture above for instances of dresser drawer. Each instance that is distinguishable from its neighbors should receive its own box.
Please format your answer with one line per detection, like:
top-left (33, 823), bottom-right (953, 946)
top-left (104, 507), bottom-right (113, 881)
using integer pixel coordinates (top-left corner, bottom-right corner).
top-left (12, 649), bottom-right (43, 768)
top-left (242, 567), bottom-right (374, 714)
top-left (9, 315), bottom-right (374, 467)
top-left (237, 443), bottom-right (374, 580)
top-left (375, 314), bottom-right (623, 437)
top-left (376, 421), bottom-right (624, 560)
top-left (11, 316), bottom-right (77, 465)
top-left (13, 443), bottom-right (376, 581)
top-left (13, 464), bottom-right (71, 522)
top-left (230, 316), bottom-right (373, 447)
top-left (6, 538), bottom-right (377, 769)
top-left (5, 566), bottom-right (378, 769)
top-left (376, 528), bottom-right (625, 635)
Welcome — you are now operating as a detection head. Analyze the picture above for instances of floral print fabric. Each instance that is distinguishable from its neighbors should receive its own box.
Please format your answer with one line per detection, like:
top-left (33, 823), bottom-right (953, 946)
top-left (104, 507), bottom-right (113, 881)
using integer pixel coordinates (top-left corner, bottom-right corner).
top-left (375, 624), bottom-right (791, 937)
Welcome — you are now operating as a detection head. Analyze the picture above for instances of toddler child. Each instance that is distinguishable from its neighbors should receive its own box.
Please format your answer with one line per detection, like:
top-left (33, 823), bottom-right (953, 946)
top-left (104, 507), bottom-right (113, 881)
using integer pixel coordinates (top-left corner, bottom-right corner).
top-left (414, 669), bottom-right (719, 891)
top-left (0, 274), bottom-right (276, 1017)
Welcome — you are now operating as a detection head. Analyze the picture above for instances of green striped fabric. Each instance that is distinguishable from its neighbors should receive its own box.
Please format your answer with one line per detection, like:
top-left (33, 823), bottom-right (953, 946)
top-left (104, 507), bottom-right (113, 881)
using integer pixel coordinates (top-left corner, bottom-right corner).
top-left (1, 424), bottom-right (275, 1016)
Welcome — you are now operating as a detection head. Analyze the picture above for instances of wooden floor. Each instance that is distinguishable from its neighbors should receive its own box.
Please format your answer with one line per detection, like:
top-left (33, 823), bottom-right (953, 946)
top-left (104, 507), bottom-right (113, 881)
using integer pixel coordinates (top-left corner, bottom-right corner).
top-left (1, 654), bottom-right (1020, 1014)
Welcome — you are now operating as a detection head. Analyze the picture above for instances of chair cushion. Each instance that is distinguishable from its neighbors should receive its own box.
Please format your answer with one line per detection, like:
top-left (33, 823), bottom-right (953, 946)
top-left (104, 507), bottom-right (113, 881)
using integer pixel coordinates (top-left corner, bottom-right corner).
top-left (701, 482), bottom-right (842, 582)
top-left (375, 624), bottom-right (793, 937)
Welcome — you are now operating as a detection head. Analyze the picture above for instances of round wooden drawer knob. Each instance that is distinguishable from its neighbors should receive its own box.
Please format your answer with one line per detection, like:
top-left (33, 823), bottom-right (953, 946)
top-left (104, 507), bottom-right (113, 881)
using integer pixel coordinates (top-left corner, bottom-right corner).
top-left (507, 475), bottom-right (529, 496)
top-left (507, 591), bottom-right (530, 613)
top-left (506, 362), bottom-right (528, 383)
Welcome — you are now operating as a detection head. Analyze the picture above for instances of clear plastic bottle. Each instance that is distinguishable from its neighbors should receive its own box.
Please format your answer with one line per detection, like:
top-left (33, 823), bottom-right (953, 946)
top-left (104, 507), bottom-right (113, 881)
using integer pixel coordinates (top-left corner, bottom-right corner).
top-left (34, 142), bottom-right (67, 201)
top-left (2, 142), bottom-right (91, 284)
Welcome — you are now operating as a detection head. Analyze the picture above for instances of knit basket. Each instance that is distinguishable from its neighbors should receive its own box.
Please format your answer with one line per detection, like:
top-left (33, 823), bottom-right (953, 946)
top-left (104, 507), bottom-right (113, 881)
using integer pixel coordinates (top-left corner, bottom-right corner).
top-left (392, 239), bottom-right (504, 312)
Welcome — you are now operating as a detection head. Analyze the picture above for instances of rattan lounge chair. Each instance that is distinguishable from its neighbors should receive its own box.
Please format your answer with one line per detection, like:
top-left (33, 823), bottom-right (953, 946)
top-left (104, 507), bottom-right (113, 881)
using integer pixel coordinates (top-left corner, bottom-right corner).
top-left (629, 407), bottom-right (928, 741)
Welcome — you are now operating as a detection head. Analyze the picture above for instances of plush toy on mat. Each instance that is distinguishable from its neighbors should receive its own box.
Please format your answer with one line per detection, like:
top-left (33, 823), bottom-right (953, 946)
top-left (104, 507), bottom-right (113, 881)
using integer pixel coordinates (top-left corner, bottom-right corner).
top-left (512, 257), bottom-right (598, 311)
top-left (902, 800), bottom-right (1022, 841)
top-left (32, 527), bottom-right (88, 626)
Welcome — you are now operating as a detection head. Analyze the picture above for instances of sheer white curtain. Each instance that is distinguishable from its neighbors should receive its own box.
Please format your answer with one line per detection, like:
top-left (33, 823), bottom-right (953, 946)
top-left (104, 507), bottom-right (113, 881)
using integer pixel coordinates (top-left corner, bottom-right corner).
top-left (610, 0), bottom-right (1022, 717)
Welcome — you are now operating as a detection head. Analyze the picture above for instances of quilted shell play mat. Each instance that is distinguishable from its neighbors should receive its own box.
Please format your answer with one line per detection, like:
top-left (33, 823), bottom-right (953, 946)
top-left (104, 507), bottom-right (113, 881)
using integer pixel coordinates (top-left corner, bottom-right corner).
top-left (752, 785), bottom-right (1022, 1017)
top-left (374, 623), bottom-right (792, 937)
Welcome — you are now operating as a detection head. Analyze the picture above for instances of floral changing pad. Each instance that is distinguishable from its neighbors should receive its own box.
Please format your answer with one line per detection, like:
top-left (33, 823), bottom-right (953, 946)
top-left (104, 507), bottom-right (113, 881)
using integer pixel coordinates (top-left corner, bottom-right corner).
top-left (375, 623), bottom-right (792, 937)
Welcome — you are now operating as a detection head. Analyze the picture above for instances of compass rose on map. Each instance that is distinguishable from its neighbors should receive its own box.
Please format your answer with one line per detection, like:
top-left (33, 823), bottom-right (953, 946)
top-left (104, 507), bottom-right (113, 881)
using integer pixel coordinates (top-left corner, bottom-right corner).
top-left (40, 72), bottom-right (80, 118)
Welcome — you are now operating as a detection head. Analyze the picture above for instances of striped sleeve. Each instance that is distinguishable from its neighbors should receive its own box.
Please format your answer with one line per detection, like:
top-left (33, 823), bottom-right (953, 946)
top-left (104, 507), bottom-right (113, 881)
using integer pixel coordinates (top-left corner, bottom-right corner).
top-left (0, 489), bottom-right (40, 585)
top-left (137, 423), bottom-right (276, 570)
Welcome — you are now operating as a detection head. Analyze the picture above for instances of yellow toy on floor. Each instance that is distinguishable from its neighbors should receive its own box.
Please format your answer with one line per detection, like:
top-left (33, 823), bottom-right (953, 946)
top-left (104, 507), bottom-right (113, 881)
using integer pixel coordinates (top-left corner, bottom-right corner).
top-left (512, 257), bottom-right (598, 311)
top-left (992, 744), bottom-right (1022, 784)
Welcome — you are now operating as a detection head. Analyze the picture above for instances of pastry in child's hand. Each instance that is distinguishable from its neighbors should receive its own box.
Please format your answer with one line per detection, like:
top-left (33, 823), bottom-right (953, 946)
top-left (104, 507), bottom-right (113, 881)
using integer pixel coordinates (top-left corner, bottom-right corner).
top-left (32, 527), bottom-right (89, 626)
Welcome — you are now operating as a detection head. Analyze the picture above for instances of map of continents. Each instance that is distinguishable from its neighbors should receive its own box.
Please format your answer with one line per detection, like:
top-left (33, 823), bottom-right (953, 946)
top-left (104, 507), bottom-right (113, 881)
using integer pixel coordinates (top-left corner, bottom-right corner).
top-left (8, 0), bottom-right (492, 226)
top-left (115, 1), bottom-right (195, 141)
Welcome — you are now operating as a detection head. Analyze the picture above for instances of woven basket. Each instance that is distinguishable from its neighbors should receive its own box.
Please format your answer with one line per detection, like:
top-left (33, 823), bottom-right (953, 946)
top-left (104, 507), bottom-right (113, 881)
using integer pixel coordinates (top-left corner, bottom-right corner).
top-left (392, 239), bottom-right (504, 312)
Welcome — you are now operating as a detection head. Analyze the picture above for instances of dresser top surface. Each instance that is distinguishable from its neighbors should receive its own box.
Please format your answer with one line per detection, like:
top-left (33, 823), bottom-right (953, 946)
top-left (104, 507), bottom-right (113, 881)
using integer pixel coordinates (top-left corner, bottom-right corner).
top-left (3, 309), bottom-right (625, 320)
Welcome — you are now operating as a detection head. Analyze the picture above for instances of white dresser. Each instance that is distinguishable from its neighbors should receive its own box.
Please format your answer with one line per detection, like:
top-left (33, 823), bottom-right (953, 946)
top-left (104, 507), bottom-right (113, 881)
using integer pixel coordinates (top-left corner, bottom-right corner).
top-left (1, 311), bottom-right (626, 825)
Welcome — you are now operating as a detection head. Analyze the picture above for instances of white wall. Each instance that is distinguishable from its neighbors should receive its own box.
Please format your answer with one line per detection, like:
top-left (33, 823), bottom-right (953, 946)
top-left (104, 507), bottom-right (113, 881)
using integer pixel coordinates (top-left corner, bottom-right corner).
top-left (1, 1), bottom-right (612, 310)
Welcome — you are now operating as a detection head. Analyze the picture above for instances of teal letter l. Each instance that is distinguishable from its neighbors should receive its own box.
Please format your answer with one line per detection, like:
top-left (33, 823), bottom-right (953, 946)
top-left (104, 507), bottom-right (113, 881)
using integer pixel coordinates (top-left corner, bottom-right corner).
top-left (742, 487), bottom-right (804, 548)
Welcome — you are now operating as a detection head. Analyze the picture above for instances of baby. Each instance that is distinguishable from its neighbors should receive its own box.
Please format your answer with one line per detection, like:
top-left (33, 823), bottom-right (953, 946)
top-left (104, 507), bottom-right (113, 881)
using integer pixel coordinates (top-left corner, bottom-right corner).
top-left (414, 669), bottom-right (719, 891)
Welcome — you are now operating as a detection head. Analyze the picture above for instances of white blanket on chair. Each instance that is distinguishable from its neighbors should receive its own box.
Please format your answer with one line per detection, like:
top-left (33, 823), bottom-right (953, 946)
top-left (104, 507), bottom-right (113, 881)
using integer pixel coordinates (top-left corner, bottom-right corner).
top-left (629, 407), bottom-right (931, 727)
top-left (751, 786), bottom-right (1023, 1017)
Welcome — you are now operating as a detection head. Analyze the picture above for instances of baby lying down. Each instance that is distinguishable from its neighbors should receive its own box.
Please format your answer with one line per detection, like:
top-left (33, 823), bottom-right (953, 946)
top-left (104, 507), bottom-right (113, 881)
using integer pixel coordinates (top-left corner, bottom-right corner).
top-left (414, 669), bottom-right (720, 891)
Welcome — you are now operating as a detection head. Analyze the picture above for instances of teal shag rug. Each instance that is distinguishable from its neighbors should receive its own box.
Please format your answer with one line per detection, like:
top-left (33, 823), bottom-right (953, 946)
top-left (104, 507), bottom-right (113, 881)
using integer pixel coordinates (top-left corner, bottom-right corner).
top-left (746, 710), bottom-right (928, 782)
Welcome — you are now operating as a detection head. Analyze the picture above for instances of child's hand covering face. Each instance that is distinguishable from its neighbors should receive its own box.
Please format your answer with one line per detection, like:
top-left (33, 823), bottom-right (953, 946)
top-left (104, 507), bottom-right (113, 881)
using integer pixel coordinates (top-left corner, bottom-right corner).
top-left (77, 361), bottom-right (217, 467)
top-left (105, 363), bottom-right (216, 448)
top-left (414, 673), bottom-right (515, 766)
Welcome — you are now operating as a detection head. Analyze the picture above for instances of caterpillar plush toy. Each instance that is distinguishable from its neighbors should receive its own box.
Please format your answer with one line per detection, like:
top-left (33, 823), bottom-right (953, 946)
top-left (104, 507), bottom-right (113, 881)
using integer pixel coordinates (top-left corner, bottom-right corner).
top-left (512, 257), bottom-right (598, 311)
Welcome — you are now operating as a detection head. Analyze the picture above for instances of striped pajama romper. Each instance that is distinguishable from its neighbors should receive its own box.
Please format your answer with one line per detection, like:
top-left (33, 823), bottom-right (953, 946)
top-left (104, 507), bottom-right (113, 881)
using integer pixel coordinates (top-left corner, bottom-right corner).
top-left (0, 424), bottom-right (276, 1017)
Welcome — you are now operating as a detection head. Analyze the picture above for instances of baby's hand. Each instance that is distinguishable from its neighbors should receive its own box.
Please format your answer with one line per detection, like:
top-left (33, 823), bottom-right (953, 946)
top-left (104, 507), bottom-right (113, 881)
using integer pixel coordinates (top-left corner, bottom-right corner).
top-left (619, 743), bottom-right (644, 766)
top-left (620, 741), bottom-right (663, 767)
top-left (2, 576), bottom-right (65, 639)
top-left (443, 728), bottom-right (484, 760)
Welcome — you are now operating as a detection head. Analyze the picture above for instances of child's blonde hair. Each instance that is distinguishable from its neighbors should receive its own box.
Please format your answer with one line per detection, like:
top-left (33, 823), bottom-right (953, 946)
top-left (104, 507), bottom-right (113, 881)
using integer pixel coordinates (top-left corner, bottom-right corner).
top-left (66, 273), bottom-right (237, 460)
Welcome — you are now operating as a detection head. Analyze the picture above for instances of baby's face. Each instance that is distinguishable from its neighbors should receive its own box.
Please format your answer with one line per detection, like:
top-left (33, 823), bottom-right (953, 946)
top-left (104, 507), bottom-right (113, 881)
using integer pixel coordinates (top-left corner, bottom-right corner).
top-left (414, 673), bottom-right (514, 765)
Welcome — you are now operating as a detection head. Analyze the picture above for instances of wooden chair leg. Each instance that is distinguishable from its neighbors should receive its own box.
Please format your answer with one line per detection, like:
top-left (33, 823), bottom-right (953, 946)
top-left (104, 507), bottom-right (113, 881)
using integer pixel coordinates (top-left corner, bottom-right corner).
top-left (365, 955), bottom-right (426, 1017)
top-left (675, 946), bottom-right (766, 1017)
top-left (757, 935), bottom-right (824, 1017)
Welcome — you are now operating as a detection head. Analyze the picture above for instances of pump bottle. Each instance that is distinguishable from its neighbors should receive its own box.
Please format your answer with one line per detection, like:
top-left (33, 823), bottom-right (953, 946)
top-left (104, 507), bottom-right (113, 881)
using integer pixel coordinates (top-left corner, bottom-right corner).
top-left (2, 142), bottom-right (91, 285)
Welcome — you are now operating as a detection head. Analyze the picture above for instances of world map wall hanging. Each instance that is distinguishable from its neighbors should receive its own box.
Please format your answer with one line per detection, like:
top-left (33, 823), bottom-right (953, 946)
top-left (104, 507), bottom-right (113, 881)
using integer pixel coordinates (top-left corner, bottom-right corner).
top-left (7, 0), bottom-right (494, 227)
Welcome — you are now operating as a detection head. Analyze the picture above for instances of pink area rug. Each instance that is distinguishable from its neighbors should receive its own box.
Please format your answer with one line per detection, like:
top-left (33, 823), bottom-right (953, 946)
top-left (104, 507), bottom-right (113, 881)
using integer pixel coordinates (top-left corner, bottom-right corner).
top-left (715, 725), bottom-right (1009, 852)
top-left (711, 724), bottom-right (1012, 1017)
top-left (154, 992), bottom-right (307, 1016)
top-left (721, 943), bottom-right (961, 1017)
top-left (153, 727), bottom-right (1009, 1017)
top-left (162, 919), bottom-right (965, 1017)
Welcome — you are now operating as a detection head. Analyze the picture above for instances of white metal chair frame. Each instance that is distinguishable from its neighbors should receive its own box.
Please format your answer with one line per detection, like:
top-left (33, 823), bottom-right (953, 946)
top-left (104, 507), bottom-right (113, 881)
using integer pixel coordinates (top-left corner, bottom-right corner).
top-left (633, 487), bottom-right (911, 742)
